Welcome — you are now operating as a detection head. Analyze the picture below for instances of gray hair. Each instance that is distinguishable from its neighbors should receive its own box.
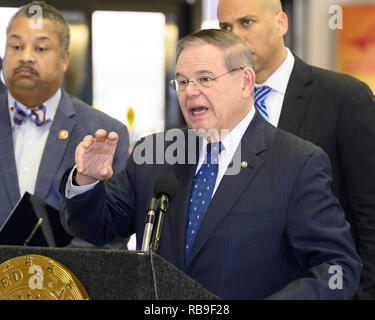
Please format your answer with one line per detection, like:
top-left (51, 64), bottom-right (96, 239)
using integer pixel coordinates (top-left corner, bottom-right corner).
top-left (7, 1), bottom-right (70, 53)
top-left (176, 28), bottom-right (254, 71)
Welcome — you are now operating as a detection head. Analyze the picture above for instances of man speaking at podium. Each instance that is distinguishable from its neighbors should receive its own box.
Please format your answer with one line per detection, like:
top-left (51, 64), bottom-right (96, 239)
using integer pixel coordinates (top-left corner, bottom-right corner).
top-left (61, 29), bottom-right (362, 299)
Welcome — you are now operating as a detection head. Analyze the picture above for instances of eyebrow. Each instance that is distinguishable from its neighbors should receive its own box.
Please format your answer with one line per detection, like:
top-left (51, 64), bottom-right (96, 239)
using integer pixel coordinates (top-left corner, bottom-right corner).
top-left (176, 70), bottom-right (214, 78)
top-left (238, 15), bottom-right (257, 22)
top-left (35, 36), bottom-right (52, 42)
top-left (197, 70), bottom-right (214, 75)
top-left (219, 15), bottom-right (257, 26)
top-left (8, 34), bottom-right (22, 40)
top-left (8, 34), bottom-right (52, 42)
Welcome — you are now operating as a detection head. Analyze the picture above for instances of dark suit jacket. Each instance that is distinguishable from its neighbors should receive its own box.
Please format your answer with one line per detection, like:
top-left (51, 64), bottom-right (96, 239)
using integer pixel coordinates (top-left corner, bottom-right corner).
top-left (0, 89), bottom-right (129, 243)
top-left (61, 111), bottom-right (362, 299)
top-left (279, 56), bottom-right (375, 299)
top-left (0, 57), bottom-right (6, 97)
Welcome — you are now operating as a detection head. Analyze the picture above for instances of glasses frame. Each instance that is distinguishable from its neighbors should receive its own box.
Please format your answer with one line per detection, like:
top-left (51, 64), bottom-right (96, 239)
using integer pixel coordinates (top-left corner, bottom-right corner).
top-left (169, 66), bottom-right (244, 92)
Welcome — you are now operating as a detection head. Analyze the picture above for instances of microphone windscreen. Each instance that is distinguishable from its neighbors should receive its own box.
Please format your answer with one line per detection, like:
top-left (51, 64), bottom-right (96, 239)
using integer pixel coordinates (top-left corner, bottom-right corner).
top-left (153, 173), bottom-right (178, 200)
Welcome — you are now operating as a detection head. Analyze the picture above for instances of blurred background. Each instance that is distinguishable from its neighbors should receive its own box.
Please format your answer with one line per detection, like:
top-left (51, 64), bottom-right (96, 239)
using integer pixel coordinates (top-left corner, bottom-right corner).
top-left (1, 0), bottom-right (375, 145)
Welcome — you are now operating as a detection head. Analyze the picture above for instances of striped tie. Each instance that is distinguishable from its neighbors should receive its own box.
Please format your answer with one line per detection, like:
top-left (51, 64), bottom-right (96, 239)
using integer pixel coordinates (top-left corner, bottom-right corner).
top-left (254, 86), bottom-right (272, 121)
top-left (11, 101), bottom-right (49, 126)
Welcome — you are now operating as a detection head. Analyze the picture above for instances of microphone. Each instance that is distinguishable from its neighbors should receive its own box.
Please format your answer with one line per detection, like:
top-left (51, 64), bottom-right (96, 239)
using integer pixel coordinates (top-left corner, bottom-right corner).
top-left (149, 173), bottom-right (178, 253)
top-left (141, 197), bottom-right (159, 251)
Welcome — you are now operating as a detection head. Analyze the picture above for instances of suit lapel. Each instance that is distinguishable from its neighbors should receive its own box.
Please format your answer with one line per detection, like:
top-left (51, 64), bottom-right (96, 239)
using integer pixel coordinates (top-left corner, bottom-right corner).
top-left (0, 92), bottom-right (20, 209)
top-left (185, 112), bottom-right (267, 268)
top-left (277, 55), bottom-right (313, 135)
top-left (34, 90), bottom-right (76, 201)
top-left (0, 82), bottom-right (6, 97)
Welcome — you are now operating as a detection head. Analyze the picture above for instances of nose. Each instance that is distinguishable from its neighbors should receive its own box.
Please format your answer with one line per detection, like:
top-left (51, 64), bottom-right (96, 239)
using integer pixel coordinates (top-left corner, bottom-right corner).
top-left (187, 80), bottom-right (199, 88)
top-left (19, 46), bottom-right (35, 64)
top-left (184, 80), bottom-right (201, 96)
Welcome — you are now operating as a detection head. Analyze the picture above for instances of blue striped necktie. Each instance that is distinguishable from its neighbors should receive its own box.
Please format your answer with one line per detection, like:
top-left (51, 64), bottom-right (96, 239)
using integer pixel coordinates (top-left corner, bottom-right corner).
top-left (11, 101), bottom-right (49, 126)
top-left (254, 86), bottom-right (272, 121)
top-left (184, 142), bottom-right (222, 263)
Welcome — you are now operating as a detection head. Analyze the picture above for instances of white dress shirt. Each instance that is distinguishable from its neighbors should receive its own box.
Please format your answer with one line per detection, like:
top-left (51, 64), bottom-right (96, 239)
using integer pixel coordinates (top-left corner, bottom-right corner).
top-left (255, 47), bottom-right (295, 127)
top-left (8, 89), bottom-right (61, 197)
top-left (196, 107), bottom-right (255, 196)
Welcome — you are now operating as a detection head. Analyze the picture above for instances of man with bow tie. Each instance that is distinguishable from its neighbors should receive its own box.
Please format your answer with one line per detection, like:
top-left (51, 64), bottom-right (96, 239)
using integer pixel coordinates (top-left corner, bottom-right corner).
top-left (0, 1), bottom-right (129, 249)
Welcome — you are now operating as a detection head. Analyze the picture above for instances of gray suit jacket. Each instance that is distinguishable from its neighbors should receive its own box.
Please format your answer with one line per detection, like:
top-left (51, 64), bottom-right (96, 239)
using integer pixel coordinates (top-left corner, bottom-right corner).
top-left (0, 57), bottom-right (6, 97)
top-left (0, 89), bottom-right (129, 247)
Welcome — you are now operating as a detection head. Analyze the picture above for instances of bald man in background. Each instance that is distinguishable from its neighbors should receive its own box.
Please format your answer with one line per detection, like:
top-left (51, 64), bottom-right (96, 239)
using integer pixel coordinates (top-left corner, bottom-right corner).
top-left (218, 0), bottom-right (375, 299)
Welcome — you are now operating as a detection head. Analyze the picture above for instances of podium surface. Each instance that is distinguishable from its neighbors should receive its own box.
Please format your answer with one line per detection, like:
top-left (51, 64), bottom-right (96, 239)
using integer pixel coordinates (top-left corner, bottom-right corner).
top-left (0, 245), bottom-right (219, 300)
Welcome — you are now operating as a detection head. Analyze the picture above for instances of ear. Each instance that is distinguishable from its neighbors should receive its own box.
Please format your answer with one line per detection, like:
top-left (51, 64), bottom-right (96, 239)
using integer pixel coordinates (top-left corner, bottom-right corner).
top-left (241, 67), bottom-right (255, 99)
top-left (275, 11), bottom-right (288, 37)
top-left (62, 50), bottom-right (70, 72)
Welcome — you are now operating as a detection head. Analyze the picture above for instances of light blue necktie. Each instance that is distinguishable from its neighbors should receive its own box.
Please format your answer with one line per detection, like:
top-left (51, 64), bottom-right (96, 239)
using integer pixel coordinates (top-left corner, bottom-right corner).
top-left (254, 86), bottom-right (272, 121)
top-left (185, 142), bottom-right (222, 263)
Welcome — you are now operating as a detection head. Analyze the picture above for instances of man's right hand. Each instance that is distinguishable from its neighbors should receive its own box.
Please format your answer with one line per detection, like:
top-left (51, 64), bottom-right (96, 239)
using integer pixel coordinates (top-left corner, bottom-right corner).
top-left (75, 129), bottom-right (118, 186)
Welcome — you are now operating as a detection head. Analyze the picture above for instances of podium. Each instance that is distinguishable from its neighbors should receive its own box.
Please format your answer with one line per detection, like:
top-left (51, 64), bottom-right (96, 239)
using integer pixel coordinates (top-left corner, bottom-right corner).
top-left (0, 245), bottom-right (219, 300)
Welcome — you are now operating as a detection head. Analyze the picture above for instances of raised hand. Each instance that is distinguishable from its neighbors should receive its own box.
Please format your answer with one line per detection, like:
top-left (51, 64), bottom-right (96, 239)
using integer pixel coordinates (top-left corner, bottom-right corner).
top-left (75, 129), bottom-right (118, 185)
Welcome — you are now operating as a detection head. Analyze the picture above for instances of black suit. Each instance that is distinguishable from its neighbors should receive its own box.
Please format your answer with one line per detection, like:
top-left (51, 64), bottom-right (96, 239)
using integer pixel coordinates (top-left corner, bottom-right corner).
top-left (278, 56), bottom-right (375, 299)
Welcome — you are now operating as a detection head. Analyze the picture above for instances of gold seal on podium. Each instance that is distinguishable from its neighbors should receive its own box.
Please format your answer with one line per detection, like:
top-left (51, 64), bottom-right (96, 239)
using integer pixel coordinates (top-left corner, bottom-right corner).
top-left (0, 255), bottom-right (89, 300)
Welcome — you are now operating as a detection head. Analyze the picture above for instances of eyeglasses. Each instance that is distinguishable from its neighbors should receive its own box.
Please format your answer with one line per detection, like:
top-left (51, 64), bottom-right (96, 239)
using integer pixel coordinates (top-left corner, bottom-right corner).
top-left (169, 67), bottom-right (244, 92)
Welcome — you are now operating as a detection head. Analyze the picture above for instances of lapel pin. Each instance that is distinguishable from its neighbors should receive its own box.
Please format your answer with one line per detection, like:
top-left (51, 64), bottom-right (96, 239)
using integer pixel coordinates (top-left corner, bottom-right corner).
top-left (58, 130), bottom-right (69, 140)
top-left (241, 161), bottom-right (248, 168)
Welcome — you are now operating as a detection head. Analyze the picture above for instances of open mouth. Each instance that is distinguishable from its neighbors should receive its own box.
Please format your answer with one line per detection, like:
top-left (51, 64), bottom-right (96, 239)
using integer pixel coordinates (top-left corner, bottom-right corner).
top-left (190, 107), bottom-right (208, 116)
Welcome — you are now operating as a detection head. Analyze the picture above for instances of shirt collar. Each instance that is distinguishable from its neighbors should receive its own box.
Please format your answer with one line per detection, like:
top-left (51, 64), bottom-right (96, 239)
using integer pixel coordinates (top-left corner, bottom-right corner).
top-left (8, 88), bottom-right (61, 128)
top-left (199, 106), bottom-right (256, 164)
top-left (220, 106), bottom-right (255, 159)
top-left (255, 47), bottom-right (295, 94)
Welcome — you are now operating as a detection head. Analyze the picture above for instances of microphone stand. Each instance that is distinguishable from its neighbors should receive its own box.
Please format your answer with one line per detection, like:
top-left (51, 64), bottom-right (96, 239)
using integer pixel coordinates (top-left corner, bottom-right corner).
top-left (149, 194), bottom-right (169, 253)
top-left (141, 198), bottom-right (159, 251)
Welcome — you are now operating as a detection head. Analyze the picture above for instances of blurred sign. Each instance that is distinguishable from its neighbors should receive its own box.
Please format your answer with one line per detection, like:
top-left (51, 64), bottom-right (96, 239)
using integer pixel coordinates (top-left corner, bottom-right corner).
top-left (337, 5), bottom-right (375, 93)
